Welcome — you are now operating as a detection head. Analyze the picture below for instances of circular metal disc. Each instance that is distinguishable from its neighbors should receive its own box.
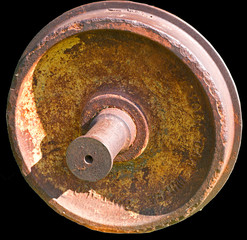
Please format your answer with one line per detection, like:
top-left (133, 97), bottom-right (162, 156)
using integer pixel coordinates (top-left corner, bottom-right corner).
top-left (7, 1), bottom-right (242, 233)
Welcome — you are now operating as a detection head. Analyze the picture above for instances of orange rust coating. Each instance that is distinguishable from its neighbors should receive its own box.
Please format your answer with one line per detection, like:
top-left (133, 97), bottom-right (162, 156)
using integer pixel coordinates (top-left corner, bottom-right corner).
top-left (14, 30), bottom-right (215, 231)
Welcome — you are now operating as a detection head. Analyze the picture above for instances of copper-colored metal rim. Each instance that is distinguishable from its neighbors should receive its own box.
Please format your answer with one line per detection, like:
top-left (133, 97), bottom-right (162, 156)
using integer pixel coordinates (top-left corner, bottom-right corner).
top-left (6, 1), bottom-right (242, 233)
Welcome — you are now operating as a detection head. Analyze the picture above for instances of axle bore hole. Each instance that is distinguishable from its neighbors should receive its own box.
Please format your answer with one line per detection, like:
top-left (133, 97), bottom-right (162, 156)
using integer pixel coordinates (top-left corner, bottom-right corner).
top-left (84, 155), bottom-right (93, 164)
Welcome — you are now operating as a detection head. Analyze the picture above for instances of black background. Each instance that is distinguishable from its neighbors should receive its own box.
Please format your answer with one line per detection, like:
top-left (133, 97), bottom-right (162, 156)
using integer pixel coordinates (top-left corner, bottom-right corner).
top-left (1, 0), bottom-right (245, 238)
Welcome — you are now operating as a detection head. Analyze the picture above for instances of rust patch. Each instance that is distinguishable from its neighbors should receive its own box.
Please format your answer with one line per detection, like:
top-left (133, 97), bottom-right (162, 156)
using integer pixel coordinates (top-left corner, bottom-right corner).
top-left (13, 29), bottom-right (216, 230)
top-left (29, 30), bottom-right (215, 213)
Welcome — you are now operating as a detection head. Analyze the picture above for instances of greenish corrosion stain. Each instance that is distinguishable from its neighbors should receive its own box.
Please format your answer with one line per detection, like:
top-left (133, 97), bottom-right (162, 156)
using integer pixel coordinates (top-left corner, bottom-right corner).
top-left (31, 29), bottom-right (215, 215)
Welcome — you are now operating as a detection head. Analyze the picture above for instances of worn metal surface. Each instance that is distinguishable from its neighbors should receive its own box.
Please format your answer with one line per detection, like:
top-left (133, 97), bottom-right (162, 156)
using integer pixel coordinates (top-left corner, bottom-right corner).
top-left (66, 108), bottom-right (137, 181)
top-left (6, 1), bottom-right (242, 233)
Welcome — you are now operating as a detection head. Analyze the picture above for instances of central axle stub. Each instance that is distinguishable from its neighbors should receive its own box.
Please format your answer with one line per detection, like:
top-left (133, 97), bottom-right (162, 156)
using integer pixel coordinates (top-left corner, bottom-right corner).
top-left (66, 108), bottom-right (137, 181)
top-left (80, 93), bottom-right (150, 162)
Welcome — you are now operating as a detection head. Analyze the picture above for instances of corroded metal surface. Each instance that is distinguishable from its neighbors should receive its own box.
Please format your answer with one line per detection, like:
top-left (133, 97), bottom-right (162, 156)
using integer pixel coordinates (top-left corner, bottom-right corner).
top-left (9, 29), bottom-right (216, 229)
top-left (6, 1), bottom-right (242, 233)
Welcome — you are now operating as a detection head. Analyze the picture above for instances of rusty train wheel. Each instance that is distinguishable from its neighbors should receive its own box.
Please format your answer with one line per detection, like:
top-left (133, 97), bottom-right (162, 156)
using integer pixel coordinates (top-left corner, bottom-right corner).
top-left (6, 1), bottom-right (242, 233)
